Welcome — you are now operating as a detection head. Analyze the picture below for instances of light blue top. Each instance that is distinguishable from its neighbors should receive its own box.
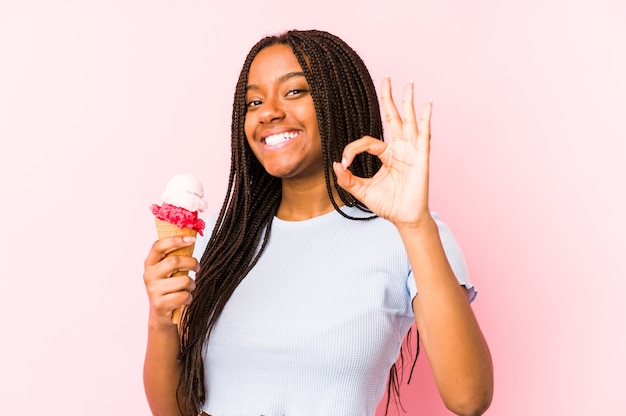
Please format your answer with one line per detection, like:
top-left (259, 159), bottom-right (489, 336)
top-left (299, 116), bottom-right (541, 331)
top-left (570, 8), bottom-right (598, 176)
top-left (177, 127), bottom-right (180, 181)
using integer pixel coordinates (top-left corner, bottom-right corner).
top-left (193, 206), bottom-right (475, 416)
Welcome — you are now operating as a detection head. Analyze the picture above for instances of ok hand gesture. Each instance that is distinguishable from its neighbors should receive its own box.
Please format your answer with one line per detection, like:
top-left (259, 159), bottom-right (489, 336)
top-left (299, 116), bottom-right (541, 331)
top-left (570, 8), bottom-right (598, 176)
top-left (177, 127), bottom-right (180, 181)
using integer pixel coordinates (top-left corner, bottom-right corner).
top-left (333, 77), bottom-right (433, 228)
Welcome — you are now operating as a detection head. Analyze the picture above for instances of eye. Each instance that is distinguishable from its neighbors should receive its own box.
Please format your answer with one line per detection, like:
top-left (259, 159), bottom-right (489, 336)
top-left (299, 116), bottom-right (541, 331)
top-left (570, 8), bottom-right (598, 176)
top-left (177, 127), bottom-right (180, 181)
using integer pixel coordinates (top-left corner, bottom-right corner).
top-left (286, 88), bottom-right (308, 97)
top-left (246, 99), bottom-right (262, 108)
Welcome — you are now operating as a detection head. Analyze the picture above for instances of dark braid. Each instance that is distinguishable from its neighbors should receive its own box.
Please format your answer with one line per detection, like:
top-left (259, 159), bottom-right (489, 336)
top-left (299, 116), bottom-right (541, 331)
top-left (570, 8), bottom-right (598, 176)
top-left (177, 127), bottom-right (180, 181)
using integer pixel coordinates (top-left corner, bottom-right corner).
top-left (177, 29), bottom-right (419, 415)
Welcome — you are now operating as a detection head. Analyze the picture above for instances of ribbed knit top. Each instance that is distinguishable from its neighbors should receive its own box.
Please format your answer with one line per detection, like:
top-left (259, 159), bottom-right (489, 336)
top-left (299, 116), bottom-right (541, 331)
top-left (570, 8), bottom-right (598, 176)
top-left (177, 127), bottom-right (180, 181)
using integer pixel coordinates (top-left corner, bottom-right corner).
top-left (193, 206), bottom-right (475, 415)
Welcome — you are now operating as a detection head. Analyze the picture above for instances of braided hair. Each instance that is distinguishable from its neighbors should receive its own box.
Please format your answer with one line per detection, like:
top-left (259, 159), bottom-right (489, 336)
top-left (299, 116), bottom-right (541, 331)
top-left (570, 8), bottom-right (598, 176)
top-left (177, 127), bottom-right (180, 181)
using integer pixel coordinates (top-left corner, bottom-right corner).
top-left (177, 29), bottom-right (418, 415)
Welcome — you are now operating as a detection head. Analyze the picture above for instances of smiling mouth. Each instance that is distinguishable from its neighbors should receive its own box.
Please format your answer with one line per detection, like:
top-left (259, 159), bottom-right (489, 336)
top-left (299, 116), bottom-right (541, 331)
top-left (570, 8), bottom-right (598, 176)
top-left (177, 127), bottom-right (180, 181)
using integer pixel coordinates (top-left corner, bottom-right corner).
top-left (264, 131), bottom-right (299, 146)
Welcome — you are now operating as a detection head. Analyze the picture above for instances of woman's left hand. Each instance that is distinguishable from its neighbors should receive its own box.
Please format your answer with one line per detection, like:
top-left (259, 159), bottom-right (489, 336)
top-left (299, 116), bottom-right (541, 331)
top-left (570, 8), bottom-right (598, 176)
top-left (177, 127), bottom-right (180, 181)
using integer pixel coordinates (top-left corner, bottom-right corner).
top-left (333, 77), bottom-right (433, 228)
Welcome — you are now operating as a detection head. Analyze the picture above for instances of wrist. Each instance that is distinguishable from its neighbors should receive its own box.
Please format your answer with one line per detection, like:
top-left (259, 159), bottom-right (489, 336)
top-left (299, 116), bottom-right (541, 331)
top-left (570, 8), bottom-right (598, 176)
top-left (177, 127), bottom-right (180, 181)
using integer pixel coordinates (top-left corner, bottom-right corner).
top-left (394, 213), bottom-right (438, 236)
top-left (148, 313), bottom-right (179, 332)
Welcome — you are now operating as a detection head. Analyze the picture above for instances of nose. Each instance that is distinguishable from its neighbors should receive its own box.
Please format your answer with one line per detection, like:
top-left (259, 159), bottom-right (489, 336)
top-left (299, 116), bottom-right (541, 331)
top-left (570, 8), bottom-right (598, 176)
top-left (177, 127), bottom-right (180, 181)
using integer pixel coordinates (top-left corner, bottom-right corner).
top-left (258, 95), bottom-right (286, 124)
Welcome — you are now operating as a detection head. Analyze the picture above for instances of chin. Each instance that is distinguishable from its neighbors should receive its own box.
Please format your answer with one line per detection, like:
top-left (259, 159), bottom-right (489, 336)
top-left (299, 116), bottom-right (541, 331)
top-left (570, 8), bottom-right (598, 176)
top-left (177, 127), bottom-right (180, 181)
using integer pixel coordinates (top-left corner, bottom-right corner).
top-left (261, 162), bottom-right (300, 179)
top-left (263, 167), bottom-right (296, 179)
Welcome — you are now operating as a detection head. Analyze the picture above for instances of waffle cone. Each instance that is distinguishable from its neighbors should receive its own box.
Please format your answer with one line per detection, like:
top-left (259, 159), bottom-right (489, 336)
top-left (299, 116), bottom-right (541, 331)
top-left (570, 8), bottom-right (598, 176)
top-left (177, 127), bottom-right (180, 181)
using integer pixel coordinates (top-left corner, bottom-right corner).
top-left (154, 217), bottom-right (197, 324)
top-left (155, 218), bottom-right (197, 257)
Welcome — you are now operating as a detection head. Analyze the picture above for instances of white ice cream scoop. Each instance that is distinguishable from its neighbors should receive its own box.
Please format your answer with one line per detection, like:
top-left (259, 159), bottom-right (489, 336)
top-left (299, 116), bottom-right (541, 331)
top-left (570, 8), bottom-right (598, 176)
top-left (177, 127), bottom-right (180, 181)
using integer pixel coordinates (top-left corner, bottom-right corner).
top-left (161, 173), bottom-right (208, 212)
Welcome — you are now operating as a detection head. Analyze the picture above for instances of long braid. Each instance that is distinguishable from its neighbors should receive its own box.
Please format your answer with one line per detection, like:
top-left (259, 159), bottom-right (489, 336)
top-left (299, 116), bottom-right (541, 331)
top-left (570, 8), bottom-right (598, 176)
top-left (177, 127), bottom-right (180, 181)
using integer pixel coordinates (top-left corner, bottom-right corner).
top-left (177, 30), bottom-right (419, 415)
top-left (287, 31), bottom-right (382, 216)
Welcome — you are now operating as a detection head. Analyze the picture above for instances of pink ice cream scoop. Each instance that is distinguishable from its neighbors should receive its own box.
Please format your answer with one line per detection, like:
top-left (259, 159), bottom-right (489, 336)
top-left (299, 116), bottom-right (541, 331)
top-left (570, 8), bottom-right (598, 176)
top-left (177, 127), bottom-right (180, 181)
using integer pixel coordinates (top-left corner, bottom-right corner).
top-left (150, 202), bottom-right (206, 235)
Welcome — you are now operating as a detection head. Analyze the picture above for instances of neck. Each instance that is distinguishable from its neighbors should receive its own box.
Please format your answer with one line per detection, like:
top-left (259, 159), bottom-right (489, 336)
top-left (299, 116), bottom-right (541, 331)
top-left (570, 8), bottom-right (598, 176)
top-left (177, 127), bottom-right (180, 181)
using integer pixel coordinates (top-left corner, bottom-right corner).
top-left (277, 175), bottom-right (343, 221)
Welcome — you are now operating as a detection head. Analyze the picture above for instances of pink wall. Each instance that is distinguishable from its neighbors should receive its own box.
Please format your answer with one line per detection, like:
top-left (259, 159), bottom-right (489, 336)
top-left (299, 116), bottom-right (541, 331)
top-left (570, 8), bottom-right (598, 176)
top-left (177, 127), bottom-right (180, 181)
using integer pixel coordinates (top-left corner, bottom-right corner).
top-left (1, 1), bottom-right (624, 414)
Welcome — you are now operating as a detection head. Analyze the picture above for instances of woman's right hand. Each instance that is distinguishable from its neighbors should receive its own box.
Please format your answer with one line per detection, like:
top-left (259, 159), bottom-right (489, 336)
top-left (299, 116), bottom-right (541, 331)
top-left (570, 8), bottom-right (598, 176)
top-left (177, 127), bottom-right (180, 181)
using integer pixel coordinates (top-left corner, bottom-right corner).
top-left (143, 235), bottom-right (198, 328)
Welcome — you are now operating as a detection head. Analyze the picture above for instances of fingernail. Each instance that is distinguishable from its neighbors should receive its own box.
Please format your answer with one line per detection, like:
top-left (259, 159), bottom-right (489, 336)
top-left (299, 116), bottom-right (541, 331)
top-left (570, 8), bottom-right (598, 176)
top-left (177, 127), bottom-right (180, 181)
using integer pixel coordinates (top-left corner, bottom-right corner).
top-left (341, 157), bottom-right (348, 169)
top-left (183, 236), bottom-right (196, 243)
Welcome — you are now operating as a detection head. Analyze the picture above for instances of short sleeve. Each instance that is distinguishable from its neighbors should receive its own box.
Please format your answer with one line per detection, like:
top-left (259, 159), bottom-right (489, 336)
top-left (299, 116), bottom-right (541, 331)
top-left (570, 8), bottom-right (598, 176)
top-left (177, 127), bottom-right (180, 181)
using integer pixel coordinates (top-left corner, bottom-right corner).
top-left (406, 212), bottom-right (477, 302)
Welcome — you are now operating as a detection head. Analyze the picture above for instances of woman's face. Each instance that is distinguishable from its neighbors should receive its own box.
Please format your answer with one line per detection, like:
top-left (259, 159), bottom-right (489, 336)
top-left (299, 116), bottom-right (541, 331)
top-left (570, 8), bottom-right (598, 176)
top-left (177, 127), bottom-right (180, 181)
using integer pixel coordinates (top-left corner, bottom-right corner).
top-left (244, 44), bottom-right (323, 181)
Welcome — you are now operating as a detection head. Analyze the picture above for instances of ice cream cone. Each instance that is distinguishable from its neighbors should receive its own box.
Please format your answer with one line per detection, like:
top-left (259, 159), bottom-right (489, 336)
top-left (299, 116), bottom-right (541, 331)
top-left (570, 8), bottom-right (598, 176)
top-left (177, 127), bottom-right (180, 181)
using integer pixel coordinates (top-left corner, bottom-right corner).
top-left (154, 217), bottom-right (197, 324)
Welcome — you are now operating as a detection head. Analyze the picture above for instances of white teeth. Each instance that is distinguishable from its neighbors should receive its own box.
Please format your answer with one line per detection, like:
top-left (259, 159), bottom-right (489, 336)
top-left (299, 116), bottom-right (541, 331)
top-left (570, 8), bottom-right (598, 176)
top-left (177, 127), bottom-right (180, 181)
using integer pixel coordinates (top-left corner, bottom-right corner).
top-left (264, 131), bottom-right (298, 145)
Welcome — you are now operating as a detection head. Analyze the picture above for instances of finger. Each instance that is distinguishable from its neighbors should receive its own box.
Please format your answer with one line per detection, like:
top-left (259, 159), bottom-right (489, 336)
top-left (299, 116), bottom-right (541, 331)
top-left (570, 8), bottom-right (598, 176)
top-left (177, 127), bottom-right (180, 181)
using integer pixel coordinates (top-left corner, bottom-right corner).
top-left (146, 276), bottom-right (196, 309)
top-left (150, 288), bottom-right (194, 318)
top-left (149, 275), bottom-right (196, 296)
top-left (340, 136), bottom-right (387, 168)
top-left (418, 99), bottom-right (433, 141)
top-left (417, 100), bottom-right (433, 164)
top-left (333, 160), bottom-right (370, 201)
top-left (163, 255), bottom-right (199, 277)
top-left (144, 235), bottom-right (196, 267)
top-left (402, 81), bottom-right (418, 140)
top-left (380, 77), bottom-right (403, 142)
top-left (144, 254), bottom-right (199, 283)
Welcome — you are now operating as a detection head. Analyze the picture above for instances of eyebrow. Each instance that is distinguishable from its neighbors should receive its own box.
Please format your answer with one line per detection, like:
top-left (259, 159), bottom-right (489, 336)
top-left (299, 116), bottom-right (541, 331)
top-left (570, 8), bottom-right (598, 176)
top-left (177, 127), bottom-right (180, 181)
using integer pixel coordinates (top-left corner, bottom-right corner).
top-left (246, 71), bottom-right (306, 91)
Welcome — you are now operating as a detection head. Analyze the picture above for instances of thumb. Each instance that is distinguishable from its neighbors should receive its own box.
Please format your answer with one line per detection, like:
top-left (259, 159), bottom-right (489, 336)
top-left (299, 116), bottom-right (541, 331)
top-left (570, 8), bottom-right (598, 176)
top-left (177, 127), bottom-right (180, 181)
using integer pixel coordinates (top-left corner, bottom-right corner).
top-left (333, 161), bottom-right (365, 200)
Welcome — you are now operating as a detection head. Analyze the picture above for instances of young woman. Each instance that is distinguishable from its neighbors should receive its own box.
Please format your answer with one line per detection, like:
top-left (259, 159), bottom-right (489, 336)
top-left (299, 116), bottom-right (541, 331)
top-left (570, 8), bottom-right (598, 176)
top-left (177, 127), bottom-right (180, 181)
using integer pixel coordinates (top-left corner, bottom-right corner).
top-left (143, 29), bottom-right (493, 416)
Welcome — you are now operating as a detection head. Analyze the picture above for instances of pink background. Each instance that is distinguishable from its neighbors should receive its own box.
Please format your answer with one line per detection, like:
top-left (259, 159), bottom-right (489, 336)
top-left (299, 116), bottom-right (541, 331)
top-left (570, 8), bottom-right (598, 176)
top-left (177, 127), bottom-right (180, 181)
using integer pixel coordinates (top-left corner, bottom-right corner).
top-left (1, 0), bottom-right (624, 414)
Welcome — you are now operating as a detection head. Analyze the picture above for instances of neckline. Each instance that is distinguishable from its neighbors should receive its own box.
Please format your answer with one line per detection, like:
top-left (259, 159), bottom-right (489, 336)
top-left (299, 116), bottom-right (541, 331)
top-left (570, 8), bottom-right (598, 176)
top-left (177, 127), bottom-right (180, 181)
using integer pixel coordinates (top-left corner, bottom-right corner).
top-left (272, 205), bottom-right (374, 228)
